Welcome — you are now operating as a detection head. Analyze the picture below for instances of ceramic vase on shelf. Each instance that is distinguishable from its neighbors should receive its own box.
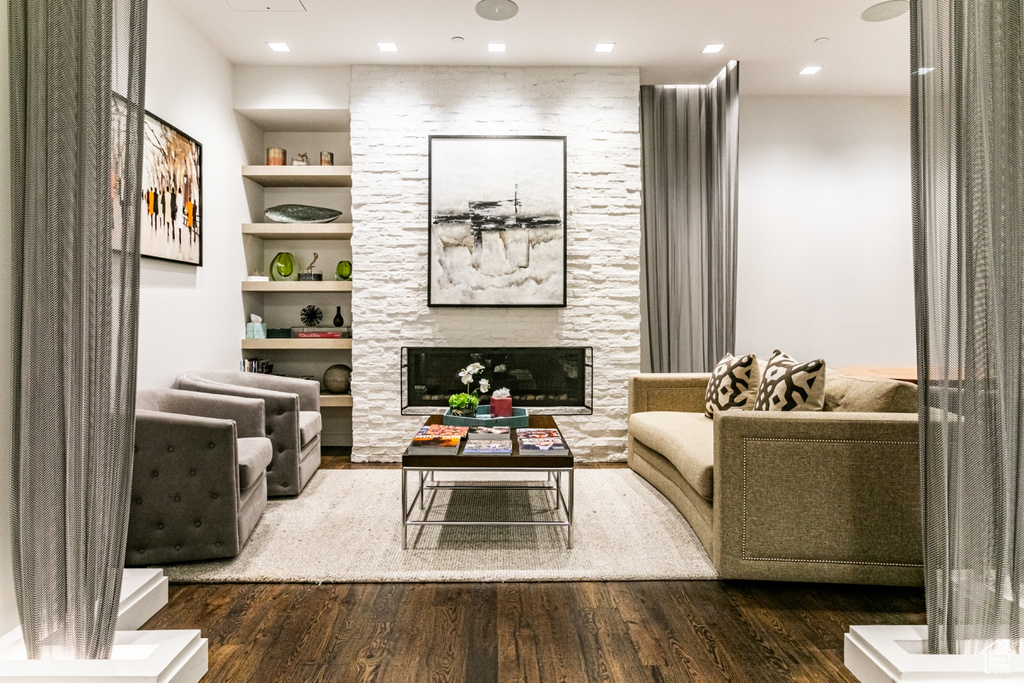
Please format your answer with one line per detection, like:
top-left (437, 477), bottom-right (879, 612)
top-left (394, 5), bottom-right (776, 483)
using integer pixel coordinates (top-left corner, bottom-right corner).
top-left (333, 307), bottom-right (344, 327)
top-left (336, 260), bottom-right (352, 281)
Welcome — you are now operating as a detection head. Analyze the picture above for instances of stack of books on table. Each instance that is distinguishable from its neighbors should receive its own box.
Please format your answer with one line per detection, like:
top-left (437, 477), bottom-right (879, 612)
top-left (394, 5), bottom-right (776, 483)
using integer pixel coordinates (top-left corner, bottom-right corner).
top-left (462, 439), bottom-right (513, 455)
top-left (467, 426), bottom-right (511, 440)
top-left (407, 424), bottom-right (469, 455)
top-left (516, 428), bottom-right (569, 455)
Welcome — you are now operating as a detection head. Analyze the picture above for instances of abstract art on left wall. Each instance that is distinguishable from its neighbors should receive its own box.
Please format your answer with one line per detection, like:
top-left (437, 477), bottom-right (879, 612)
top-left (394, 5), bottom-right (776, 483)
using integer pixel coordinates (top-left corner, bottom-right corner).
top-left (428, 136), bottom-right (567, 307)
top-left (140, 111), bottom-right (202, 265)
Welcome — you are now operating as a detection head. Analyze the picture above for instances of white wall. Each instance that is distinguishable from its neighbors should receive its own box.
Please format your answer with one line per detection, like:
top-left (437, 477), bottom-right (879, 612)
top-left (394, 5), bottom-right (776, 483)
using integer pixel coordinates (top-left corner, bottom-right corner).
top-left (350, 66), bottom-right (643, 462)
top-left (0, 0), bottom-right (17, 637)
top-left (735, 96), bottom-right (915, 367)
top-left (137, 0), bottom-right (258, 389)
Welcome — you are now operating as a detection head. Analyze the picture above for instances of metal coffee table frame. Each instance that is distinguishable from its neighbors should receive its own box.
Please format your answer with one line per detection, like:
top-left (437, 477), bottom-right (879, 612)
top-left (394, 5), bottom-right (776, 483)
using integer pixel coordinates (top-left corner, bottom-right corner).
top-left (401, 466), bottom-right (574, 549)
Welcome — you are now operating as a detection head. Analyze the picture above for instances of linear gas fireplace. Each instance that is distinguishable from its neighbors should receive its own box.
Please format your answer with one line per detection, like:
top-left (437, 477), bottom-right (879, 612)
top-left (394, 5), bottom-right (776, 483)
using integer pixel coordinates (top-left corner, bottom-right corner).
top-left (401, 346), bottom-right (593, 415)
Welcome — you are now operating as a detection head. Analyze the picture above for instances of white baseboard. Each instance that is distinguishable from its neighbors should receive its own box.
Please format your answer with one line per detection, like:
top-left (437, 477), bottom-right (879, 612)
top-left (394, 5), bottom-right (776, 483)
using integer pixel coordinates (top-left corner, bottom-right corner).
top-left (845, 624), bottom-right (1024, 681)
top-left (0, 569), bottom-right (208, 682)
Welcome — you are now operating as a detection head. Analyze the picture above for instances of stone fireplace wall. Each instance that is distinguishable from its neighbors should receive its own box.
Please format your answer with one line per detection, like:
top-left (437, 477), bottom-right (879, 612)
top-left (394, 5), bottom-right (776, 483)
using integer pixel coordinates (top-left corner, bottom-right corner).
top-left (349, 66), bottom-right (642, 461)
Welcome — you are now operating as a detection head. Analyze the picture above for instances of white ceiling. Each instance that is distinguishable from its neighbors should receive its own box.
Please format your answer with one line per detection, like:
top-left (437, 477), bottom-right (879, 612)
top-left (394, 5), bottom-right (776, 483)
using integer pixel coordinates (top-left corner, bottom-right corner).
top-left (166, 0), bottom-right (911, 96)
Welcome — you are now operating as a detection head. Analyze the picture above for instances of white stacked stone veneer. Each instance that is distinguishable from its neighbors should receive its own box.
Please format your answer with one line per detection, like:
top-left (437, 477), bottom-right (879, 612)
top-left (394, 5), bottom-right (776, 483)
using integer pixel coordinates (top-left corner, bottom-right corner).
top-left (349, 66), bottom-right (642, 462)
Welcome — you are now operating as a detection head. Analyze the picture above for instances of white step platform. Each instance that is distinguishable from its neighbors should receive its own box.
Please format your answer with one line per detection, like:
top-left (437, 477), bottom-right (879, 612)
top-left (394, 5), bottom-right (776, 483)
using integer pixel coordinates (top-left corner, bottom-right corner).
top-left (0, 569), bottom-right (208, 683)
top-left (846, 625), bottom-right (1024, 681)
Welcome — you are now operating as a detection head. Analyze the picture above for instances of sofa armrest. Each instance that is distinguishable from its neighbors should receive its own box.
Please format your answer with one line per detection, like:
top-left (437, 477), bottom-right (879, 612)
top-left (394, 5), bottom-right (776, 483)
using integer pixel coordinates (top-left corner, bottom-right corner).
top-left (128, 410), bottom-right (242, 565)
top-left (628, 373), bottom-right (710, 415)
top-left (713, 411), bottom-right (922, 585)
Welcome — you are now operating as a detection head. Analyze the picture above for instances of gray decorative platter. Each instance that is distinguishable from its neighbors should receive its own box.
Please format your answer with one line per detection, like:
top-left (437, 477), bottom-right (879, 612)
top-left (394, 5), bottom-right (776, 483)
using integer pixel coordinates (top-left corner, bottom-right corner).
top-left (265, 204), bottom-right (342, 224)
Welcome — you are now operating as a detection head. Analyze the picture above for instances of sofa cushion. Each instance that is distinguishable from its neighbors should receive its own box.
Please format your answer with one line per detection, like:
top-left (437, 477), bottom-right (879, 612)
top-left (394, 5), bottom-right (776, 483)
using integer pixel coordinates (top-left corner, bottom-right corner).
top-left (237, 437), bottom-right (273, 490)
top-left (754, 349), bottom-right (826, 412)
top-left (299, 411), bottom-right (322, 447)
top-left (704, 353), bottom-right (760, 418)
top-left (825, 373), bottom-right (918, 413)
top-left (629, 412), bottom-right (714, 500)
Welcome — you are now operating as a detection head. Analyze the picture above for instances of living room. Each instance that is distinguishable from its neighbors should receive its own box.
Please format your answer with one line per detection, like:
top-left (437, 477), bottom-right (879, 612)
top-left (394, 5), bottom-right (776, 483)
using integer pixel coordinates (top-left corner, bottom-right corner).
top-left (3, 0), bottom-right (1013, 681)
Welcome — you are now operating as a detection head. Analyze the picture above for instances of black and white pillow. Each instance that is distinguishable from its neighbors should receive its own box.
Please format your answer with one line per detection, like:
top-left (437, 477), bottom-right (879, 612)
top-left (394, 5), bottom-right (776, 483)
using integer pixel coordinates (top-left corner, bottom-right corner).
top-left (753, 349), bottom-right (826, 411)
top-left (704, 353), bottom-right (760, 418)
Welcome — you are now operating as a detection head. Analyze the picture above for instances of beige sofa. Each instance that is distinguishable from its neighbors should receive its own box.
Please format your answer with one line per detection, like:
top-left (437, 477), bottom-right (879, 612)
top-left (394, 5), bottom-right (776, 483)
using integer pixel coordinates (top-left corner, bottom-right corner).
top-left (628, 372), bottom-right (923, 585)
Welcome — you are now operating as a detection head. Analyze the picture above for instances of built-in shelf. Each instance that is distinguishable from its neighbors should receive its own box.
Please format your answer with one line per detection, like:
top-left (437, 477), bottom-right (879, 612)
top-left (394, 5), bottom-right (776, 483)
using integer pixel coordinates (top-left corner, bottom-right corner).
top-left (242, 280), bottom-right (353, 292)
top-left (241, 165), bottom-right (352, 188)
top-left (241, 338), bottom-right (352, 350)
top-left (320, 394), bottom-right (354, 408)
top-left (242, 223), bottom-right (353, 240)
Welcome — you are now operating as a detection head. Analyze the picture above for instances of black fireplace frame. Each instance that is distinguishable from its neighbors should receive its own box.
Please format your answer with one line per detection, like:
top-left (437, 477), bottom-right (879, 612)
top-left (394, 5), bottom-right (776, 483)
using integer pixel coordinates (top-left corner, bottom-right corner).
top-left (401, 346), bottom-right (593, 416)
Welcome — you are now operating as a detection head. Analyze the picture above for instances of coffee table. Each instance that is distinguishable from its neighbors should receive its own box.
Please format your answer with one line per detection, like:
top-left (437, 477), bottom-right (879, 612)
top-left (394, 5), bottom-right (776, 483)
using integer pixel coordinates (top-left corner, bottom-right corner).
top-left (401, 415), bottom-right (574, 549)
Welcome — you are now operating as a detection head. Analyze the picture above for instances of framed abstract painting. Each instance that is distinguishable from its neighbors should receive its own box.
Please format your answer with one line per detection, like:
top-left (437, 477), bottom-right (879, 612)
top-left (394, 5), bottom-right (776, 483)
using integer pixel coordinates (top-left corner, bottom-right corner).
top-left (139, 111), bottom-right (202, 266)
top-left (428, 135), bottom-right (567, 307)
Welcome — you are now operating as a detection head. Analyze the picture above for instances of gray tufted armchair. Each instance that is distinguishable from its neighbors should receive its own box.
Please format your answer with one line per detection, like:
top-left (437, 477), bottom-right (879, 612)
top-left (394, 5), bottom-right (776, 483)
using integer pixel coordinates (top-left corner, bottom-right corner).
top-left (175, 370), bottom-right (322, 496)
top-left (127, 388), bottom-right (272, 566)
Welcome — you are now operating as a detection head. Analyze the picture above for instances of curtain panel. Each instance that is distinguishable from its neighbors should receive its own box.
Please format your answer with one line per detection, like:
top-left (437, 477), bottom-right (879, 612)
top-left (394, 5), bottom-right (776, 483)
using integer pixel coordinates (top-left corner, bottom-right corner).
top-left (912, 0), bottom-right (1024, 656)
top-left (640, 62), bottom-right (739, 373)
top-left (9, 0), bottom-right (147, 659)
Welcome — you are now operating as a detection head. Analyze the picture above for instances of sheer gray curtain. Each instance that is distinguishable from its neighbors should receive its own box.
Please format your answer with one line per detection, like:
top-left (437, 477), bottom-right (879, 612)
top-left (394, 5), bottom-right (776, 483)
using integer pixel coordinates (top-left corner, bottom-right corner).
top-left (912, 0), bottom-right (1024, 656)
top-left (640, 63), bottom-right (739, 373)
top-left (9, 0), bottom-right (147, 659)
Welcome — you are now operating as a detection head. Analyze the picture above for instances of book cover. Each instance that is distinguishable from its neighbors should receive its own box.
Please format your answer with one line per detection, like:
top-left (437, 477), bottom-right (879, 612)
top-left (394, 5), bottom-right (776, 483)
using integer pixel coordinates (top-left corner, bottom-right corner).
top-left (468, 426), bottom-right (511, 440)
top-left (296, 331), bottom-right (342, 339)
top-left (407, 435), bottom-right (462, 453)
top-left (518, 437), bottom-right (569, 453)
top-left (416, 424), bottom-right (469, 438)
top-left (462, 440), bottom-right (513, 455)
top-left (516, 428), bottom-right (561, 440)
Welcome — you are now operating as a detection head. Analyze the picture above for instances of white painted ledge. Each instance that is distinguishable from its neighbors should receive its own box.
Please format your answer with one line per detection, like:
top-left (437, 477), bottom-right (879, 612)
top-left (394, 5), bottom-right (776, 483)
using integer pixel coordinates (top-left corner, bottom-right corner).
top-left (846, 625), bottom-right (1024, 681)
top-left (0, 569), bottom-right (208, 683)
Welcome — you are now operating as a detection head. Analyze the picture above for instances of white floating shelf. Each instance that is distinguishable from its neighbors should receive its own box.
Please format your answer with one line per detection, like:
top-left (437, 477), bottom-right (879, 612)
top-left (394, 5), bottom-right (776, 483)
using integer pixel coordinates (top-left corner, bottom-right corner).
top-left (320, 394), bottom-right (354, 408)
top-left (241, 165), bottom-right (352, 187)
top-left (241, 280), bottom-right (352, 292)
top-left (242, 223), bottom-right (353, 240)
top-left (241, 338), bottom-right (352, 350)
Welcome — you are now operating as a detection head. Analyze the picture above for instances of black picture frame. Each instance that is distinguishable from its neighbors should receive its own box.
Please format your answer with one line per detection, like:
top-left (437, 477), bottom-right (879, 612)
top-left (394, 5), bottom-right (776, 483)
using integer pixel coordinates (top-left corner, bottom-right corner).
top-left (427, 135), bottom-right (567, 307)
top-left (139, 110), bottom-right (203, 266)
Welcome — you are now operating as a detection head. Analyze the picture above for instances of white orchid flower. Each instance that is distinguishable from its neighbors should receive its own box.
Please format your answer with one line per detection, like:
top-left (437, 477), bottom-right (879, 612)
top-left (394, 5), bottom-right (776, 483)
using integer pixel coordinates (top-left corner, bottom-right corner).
top-left (466, 362), bottom-right (485, 374)
top-left (492, 387), bottom-right (511, 399)
top-left (479, 378), bottom-right (490, 393)
top-left (458, 368), bottom-right (473, 385)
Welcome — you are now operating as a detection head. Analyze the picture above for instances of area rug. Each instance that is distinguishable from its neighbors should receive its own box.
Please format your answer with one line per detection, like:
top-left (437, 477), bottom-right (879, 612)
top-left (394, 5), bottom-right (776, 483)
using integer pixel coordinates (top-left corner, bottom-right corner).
top-left (162, 469), bottom-right (717, 583)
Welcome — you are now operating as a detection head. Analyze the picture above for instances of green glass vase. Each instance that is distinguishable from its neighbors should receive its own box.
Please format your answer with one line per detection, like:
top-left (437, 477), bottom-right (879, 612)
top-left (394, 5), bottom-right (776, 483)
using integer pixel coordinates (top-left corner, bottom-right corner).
top-left (336, 260), bottom-right (352, 281)
top-left (270, 252), bottom-right (298, 281)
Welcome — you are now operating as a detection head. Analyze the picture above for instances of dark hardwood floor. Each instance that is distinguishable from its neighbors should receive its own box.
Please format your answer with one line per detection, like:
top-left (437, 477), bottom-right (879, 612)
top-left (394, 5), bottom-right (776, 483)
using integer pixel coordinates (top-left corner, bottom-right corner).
top-left (144, 449), bottom-right (925, 682)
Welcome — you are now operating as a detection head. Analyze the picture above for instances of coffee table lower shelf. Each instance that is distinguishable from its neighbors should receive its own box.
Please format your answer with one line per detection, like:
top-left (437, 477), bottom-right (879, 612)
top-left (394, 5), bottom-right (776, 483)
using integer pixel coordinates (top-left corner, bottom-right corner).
top-left (401, 466), bottom-right (574, 550)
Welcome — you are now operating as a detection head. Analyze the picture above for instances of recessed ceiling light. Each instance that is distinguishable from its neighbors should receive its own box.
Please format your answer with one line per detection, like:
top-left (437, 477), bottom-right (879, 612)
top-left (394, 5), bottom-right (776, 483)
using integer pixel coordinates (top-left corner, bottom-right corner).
top-left (861, 0), bottom-right (909, 22)
top-left (702, 43), bottom-right (725, 54)
top-left (377, 42), bottom-right (398, 52)
top-left (267, 42), bottom-right (290, 52)
top-left (799, 66), bottom-right (822, 75)
top-left (488, 43), bottom-right (506, 53)
top-left (595, 43), bottom-right (616, 53)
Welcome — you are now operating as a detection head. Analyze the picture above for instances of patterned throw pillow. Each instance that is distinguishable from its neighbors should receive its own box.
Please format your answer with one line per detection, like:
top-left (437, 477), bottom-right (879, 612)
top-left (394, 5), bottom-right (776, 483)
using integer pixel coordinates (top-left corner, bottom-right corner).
top-left (753, 349), bottom-right (827, 411)
top-left (704, 353), bottom-right (760, 418)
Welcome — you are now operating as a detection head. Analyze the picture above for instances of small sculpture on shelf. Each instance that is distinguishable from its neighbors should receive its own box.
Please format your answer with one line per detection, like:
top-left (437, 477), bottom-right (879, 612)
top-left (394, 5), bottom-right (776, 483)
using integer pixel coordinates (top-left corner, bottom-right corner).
top-left (323, 364), bottom-right (351, 394)
top-left (270, 252), bottom-right (297, 281)
top-left (298, 252), bottom-right (323, 281)
top-left (320, 152), bottom-right (334, 166)
top-left (333, 306), bottom-right (344, 327)
top-left (300, 304), bottom-right (323, 327)
top-left (336, 260), bottom-right (352, 281)
top-left (292, 152), bottom-right (308, 166)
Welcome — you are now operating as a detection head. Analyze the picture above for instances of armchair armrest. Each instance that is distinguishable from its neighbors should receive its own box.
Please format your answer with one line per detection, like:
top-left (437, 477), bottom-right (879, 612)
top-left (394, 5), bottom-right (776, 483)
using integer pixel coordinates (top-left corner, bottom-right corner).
top-left (713, 411), bottom-right (922, 585)
top-left (128, 410), bottom-right (242, 565)
top-left (235, 374), bottom-right (320, 412)
top-left (628, 373), bottom-right (710, 415)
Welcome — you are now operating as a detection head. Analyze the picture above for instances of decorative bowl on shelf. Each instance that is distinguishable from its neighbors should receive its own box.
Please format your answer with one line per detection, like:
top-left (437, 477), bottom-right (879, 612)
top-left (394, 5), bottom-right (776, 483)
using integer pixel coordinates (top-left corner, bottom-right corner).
top-left (442, 406), bottom-right (529, 428)
top-left (265, 204), bottom-right (342, 224)
top-left (297, 271), bottom-right (323, 281)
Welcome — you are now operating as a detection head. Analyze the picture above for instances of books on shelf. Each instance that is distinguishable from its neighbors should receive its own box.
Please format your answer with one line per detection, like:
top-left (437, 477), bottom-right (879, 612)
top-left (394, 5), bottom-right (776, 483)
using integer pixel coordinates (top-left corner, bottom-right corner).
top-left (517, 437), bottom-right (569, 455)
top-left (295, 331), bottom-right (342, 339)
top-left (407, 436), bottom-right (461, 455)
top-left (462, 440), bottom-right (513, 455)
top-left (241, 358), bottom-right (273, 374)
top-left (416, 424), bottom-right (469, 438)
top-left (467, 426), bottom-right (510, 440)
top-left (516, 428), bottom-right (561, 440)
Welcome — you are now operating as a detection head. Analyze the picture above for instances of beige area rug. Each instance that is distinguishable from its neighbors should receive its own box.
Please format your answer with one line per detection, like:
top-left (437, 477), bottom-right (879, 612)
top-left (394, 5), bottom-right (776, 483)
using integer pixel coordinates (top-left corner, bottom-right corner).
top-left (163, 469), bottom-right (717, 583)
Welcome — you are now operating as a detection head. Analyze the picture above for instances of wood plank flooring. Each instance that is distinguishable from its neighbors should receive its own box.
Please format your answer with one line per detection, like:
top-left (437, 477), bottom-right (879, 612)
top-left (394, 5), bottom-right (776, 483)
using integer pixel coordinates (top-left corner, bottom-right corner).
top-left (143, 450), bottom-right (925, 682)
